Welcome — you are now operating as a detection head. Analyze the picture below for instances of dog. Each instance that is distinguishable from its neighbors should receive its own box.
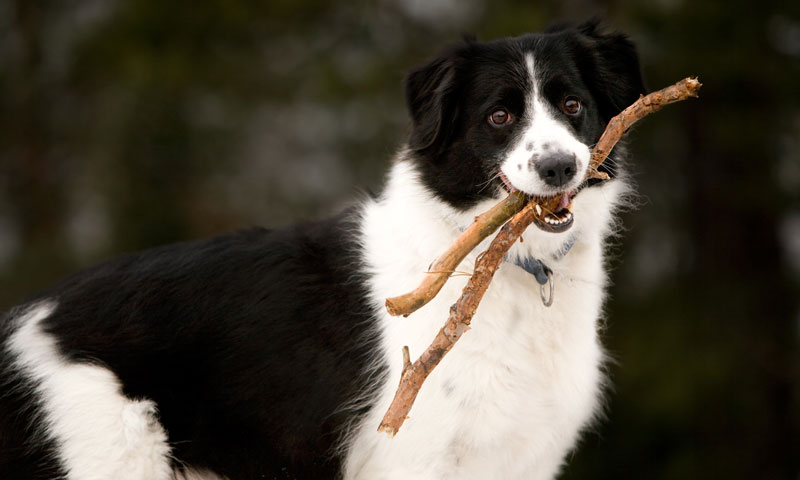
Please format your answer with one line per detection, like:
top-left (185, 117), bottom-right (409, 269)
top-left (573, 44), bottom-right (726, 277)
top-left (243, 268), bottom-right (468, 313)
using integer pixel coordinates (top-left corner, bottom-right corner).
top-left (0, 20), bottom-right (645, 480)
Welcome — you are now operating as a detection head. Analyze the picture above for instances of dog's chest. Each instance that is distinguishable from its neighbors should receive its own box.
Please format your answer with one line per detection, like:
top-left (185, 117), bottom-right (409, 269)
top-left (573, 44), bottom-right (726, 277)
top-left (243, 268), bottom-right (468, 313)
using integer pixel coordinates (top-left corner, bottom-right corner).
top-left (347, 195), bottom-right (607, 479)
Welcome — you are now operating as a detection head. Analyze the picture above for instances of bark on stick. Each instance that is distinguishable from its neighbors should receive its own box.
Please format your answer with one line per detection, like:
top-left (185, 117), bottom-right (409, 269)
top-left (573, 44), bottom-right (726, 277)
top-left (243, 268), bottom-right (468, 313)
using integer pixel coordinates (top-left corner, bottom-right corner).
top-left (384, 190), bottom-right (528, 316)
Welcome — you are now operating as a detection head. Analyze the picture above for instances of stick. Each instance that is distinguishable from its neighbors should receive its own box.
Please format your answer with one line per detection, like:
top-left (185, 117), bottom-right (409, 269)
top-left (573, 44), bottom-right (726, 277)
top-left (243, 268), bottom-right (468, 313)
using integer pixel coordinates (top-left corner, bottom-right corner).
top-left (589, 76), bottom-right (702, 174)
top-left (378, 201), bottom-right (539, 436)
top-left (378, 76), bottom-right (702, 436)
top-left (385, 190), bottom-right (527, 316)
top-left (384, 77), bottom-right (702, 318)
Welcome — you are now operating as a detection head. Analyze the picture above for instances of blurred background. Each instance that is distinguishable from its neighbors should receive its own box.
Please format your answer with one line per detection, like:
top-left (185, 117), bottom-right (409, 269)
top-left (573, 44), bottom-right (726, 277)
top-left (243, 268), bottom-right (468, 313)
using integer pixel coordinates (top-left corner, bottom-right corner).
top-left (1, 0), bottom-right (798, 478)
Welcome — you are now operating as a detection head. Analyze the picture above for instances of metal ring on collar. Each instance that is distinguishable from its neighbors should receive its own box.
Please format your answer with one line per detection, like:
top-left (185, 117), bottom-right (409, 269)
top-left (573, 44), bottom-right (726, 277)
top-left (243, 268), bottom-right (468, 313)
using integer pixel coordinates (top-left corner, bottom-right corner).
top-left (540, 270), bottom-right (554, 307)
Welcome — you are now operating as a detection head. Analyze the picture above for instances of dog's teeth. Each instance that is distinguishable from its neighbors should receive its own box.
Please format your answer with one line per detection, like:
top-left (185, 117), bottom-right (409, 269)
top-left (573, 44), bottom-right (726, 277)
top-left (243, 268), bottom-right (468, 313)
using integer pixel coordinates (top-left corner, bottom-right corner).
top-left (535, 204), bottom-right (542, 216)
top-left (543, 211), bottom-right (574, 227)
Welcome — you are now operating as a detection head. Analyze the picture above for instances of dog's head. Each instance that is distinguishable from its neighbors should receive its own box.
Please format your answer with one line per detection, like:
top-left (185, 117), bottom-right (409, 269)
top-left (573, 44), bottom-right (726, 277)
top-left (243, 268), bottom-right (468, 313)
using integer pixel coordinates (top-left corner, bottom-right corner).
top-left (404, 21), bottom-right (645, 235)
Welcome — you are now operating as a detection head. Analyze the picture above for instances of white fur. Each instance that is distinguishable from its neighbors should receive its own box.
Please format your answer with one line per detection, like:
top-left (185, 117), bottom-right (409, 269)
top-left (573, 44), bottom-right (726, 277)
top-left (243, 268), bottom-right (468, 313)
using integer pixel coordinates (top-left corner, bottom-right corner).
top-left (6, 302), bottom-right (173, 480)
top-left (342, 153), bottom-right (625, 479)
top-left (501, 53), bottom-right (591, 196)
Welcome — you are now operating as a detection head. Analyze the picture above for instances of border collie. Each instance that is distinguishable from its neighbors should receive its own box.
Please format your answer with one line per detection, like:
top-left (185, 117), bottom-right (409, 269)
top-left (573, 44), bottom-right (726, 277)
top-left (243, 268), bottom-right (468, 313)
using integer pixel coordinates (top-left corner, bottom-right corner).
top-left (0, 21), bottom-right (644, 480)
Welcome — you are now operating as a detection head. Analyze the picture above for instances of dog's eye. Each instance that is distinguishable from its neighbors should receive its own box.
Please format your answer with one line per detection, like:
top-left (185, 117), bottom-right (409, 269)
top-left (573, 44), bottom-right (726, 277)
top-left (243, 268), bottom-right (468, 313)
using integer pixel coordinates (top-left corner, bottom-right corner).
top-left (562, 97), bottom-right (581, 115)
top-left (488, 109), bottom-right (512, 126)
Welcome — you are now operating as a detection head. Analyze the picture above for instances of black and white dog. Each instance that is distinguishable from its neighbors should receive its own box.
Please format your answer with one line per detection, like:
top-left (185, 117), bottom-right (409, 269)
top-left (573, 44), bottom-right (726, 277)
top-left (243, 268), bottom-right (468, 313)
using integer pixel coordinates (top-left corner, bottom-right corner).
top-left (0, 21), bottom-right (644, 480)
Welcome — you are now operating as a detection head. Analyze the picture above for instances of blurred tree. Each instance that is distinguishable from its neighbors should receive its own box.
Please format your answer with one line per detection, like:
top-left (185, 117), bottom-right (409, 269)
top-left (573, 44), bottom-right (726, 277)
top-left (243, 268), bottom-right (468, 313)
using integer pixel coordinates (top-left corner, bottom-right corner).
top-left (563, 1), bottom-right (800, 478)
top-left (0, 0), bottom-right (797, 478)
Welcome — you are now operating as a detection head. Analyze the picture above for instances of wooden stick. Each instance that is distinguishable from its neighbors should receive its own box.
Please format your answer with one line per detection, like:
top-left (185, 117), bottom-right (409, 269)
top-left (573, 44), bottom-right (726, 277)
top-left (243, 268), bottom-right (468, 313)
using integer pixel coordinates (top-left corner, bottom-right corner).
top-left (384, 77), bottom-right (702, 318)
top-left (378, 200), bottom-right (539, 436)
top-left (589, 76), bottom-right (702, 174)
top-left (378, 76), bottom-right (702, 436)
top-left (385, 190), bottom-right (527, 316)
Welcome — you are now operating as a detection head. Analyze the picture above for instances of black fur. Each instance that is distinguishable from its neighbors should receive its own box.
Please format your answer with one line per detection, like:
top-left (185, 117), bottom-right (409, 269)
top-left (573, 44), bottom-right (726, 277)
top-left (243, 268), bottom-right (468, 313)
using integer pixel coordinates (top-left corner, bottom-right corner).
top-left (1, 211), bottom-right (384, 479)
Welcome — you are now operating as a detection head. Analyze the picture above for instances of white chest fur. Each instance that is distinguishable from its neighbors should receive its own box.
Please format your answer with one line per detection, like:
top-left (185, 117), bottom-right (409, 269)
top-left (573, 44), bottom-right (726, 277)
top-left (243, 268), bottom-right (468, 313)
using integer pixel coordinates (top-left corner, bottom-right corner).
top-left (343, 160), bottom-right (625, 480)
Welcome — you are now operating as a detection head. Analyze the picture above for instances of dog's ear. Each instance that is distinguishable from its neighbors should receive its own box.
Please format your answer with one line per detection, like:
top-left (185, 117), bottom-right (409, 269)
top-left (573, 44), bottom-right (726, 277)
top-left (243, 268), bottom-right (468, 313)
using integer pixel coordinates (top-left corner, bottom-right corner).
top-left (577, 20), bottom-right (646, 121)
top-left (404, 42), bottom-right (468, 154)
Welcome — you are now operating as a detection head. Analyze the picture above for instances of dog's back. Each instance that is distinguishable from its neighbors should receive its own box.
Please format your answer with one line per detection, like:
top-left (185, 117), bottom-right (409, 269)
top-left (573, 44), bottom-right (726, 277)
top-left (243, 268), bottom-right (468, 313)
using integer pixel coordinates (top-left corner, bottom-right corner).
top-left (0, 212), bottom-right (384, 478)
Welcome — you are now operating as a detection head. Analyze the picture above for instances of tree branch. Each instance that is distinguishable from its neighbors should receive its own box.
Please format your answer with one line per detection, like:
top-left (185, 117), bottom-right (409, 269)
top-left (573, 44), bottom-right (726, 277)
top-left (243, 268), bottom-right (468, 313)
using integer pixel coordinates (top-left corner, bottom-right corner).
top-left (378, 77), bottom-right (702, 436)
top-left (385, 190), bottom-right (528, 316)
top-left (378, 201), bottom-right (539, 436)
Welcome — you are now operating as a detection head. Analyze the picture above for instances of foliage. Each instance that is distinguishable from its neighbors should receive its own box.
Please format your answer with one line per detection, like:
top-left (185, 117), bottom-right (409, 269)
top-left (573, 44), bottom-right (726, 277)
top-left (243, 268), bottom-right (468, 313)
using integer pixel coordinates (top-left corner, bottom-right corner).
top-left (0, 0), bottom-right (797, 477)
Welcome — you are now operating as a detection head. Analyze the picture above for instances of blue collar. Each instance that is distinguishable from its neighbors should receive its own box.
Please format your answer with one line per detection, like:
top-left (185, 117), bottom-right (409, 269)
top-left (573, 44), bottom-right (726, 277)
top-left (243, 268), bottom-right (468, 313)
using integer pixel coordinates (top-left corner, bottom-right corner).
top-left (512, 256), bottom-right (551, 285)
top-left (508, 235), bottom-right (575, 285)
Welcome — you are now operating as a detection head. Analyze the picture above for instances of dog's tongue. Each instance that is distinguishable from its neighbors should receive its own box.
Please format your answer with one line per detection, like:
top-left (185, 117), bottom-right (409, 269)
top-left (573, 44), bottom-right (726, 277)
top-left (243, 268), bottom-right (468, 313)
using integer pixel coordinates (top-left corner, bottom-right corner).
top-left (556, 192), bottom-right (571, 211)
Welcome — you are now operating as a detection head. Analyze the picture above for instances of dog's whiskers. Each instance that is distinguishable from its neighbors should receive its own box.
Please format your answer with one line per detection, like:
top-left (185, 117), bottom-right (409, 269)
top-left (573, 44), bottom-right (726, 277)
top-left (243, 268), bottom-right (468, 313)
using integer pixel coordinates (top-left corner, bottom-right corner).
top-left (477, 170), bottom-right (503, 194)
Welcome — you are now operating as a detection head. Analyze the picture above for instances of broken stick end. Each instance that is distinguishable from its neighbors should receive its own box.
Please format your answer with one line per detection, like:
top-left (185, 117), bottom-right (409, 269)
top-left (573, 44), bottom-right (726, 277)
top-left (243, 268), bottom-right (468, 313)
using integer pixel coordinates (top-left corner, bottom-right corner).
top-left (401, 346), bottom-right (411, 369)
top-left (385, 299), bottom-right (400, 316)
top-left (377, 423), bottom-right (398, 437)
top-left (685, 76), bottom-right (702, 96)
top-left (385, 295), bottom-right (427, 317)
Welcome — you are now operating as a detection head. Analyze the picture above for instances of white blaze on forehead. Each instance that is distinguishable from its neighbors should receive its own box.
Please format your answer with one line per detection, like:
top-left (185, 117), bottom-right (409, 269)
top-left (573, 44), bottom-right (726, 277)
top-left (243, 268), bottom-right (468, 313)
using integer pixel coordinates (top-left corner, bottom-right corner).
top-left (500, 52), bottom-right (590, 196)
top-left (526, 52), bottom-right (541, 99)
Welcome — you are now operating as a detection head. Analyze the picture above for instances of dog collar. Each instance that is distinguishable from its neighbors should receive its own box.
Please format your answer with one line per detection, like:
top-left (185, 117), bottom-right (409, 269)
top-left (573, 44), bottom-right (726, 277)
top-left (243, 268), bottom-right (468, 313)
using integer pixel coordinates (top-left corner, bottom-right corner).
top-left (508, 235), bottom-right (575, 307)
top-left (553, 235), bottom-right (576, 260)
top-left (512, 256), bottom-right (551, 285)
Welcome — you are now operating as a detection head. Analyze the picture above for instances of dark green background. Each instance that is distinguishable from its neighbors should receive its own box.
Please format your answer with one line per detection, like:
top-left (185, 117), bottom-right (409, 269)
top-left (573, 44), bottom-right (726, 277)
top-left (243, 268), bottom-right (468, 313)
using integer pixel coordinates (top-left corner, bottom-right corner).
top-left (1, 0), bottom-right (798, 477)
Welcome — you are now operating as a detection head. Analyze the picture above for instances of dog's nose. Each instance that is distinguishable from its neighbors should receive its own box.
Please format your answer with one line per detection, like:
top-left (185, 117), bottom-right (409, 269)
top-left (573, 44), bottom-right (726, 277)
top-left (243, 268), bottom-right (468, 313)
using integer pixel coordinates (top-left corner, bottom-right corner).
top-left (535, 152), bottom-right (577, 187)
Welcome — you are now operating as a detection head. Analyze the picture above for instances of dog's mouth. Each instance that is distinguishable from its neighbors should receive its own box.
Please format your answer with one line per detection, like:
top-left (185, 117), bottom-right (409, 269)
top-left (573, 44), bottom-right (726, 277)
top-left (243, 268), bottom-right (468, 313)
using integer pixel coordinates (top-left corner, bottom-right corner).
top-left (535, 191), bottom-right (575, 233)
top-left (498, 172), bottom-right (584, 234)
